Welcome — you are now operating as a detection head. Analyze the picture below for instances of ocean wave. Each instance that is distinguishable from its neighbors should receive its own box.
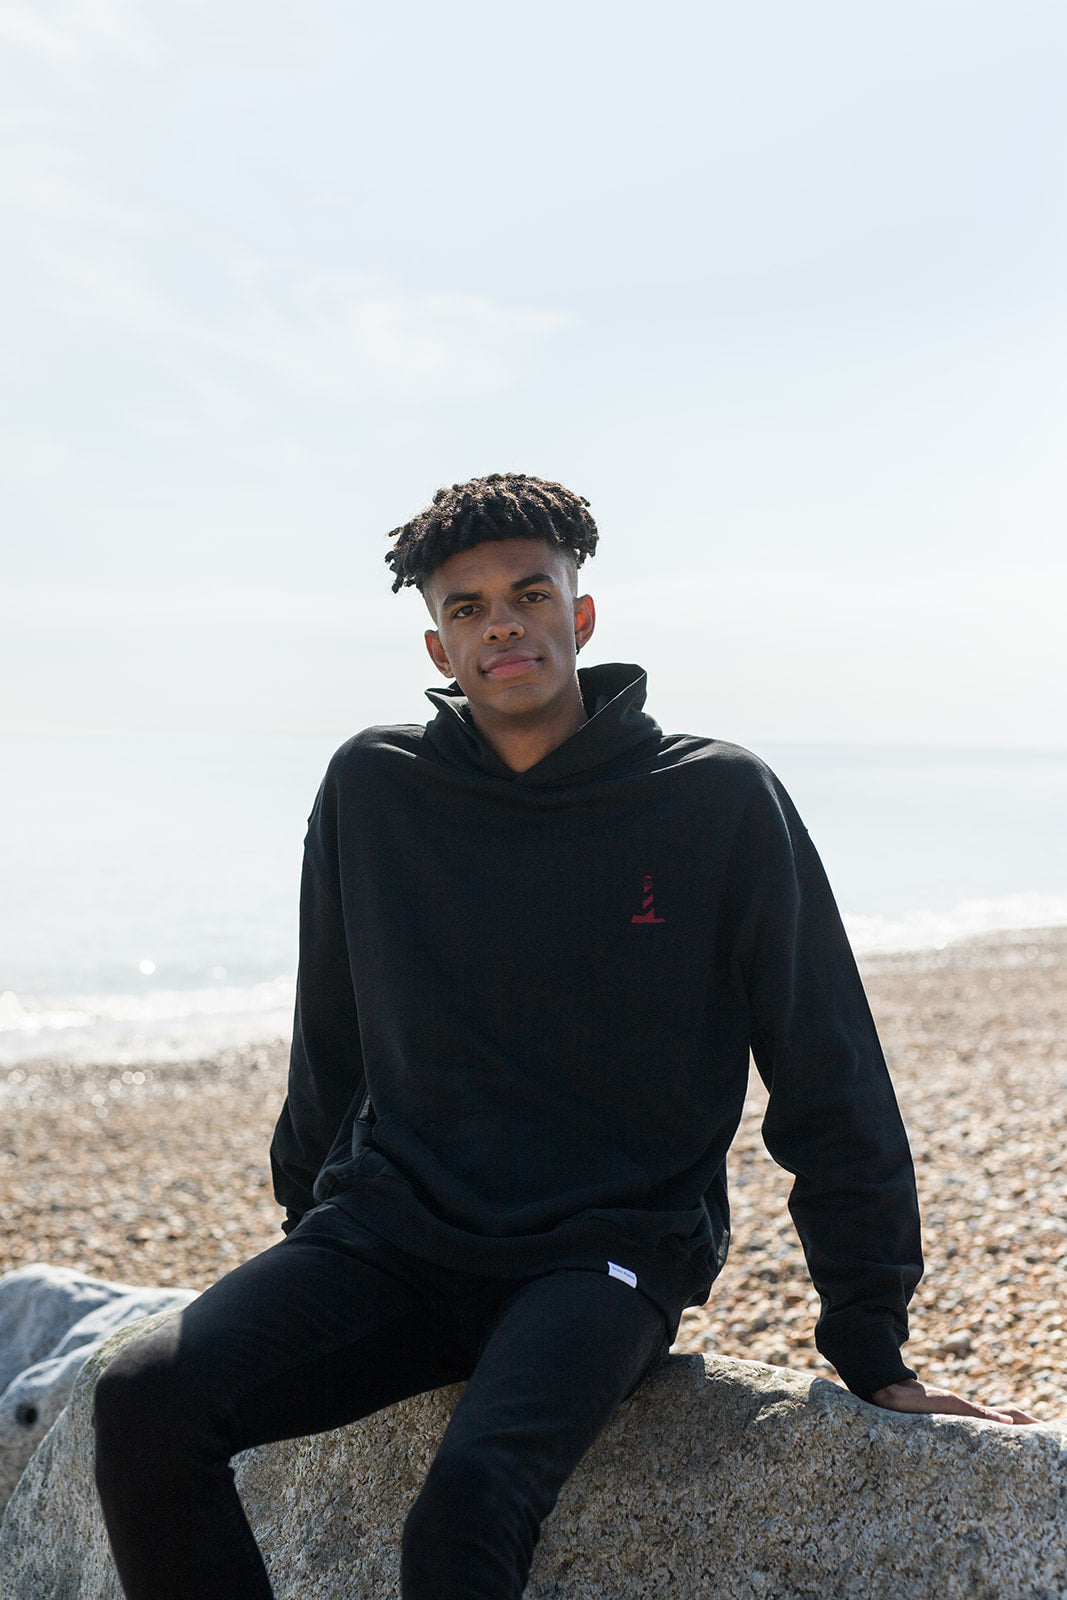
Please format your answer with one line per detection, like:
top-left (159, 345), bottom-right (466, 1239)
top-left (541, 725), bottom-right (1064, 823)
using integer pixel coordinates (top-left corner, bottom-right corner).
top-left (843, 892), bottom-right (1067, 954)
top-left (0, 978), bottom-right (295, 1068)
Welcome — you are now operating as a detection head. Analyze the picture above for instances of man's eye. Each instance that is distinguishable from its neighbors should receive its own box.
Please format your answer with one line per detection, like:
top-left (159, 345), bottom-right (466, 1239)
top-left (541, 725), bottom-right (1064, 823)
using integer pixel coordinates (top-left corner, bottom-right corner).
top-left (452, 605), bottom-right (477, 619)
top-left (520, 591), bottom-right (548, 604)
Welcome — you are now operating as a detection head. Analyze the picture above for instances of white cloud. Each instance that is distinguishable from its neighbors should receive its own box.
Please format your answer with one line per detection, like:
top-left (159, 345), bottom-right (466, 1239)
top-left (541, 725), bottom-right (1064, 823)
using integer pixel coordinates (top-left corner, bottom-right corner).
top-left (2, 117), bottom-right (573, 401)
top-left (205, 266), bottom-right (573, 401)
top-left (0, 148), bottom-right (571, 405)
top-left (0, 2), bottom-right (572, 410)
top-left (0, 0), bottom-right (159, 68)
top-left (0, 427), bottom-right (91, 480)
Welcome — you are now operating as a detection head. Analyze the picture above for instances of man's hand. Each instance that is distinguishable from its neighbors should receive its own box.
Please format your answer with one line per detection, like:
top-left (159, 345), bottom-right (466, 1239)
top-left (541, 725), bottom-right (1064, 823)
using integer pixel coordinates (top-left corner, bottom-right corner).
top-left (870, 1377), bottom-right (1037, 1425)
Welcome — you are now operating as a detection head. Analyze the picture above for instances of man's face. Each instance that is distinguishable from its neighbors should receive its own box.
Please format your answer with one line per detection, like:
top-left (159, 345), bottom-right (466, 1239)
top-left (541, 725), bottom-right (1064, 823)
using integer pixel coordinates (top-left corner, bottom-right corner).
top-left (423, 538), bottom-right (595, 729)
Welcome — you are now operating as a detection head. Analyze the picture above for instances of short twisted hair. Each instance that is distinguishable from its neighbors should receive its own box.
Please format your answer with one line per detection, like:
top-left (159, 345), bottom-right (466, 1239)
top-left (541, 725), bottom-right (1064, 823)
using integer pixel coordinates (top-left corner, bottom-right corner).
top-left (385, 472), bottom-right (598, 593)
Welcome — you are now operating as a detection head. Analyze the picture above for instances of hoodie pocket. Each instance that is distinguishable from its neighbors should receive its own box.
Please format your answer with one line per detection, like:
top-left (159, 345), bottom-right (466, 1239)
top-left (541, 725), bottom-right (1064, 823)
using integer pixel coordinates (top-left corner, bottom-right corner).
top-left (371, 1112), bottom-right (651, 1236)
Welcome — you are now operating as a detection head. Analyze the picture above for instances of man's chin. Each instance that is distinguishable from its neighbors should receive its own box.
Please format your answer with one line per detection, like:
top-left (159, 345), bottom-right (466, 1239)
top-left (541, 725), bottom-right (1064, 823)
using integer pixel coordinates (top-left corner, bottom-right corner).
top-left (466, 676), bottom-right (564, 722)
top-left (477, 686), bottom-right (549, 717)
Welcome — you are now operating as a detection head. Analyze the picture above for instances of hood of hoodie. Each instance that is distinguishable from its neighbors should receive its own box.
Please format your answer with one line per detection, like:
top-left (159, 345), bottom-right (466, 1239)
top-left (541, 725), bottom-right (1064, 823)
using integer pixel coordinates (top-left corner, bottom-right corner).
top-left (422, 661), bottom-right (662, 787)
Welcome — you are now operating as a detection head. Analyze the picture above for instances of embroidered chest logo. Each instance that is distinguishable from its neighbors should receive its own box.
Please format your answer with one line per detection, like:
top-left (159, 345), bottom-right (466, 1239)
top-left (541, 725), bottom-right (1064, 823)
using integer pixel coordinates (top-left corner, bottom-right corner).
top-left (631, 874), bottom-right (665, 924)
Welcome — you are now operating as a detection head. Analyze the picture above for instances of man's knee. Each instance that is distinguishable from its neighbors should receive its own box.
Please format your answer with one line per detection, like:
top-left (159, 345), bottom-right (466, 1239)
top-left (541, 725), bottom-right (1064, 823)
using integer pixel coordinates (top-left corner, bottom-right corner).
top-left (93, 1317), bottom-right (205, 1490)
top-left (95, 1324), bottom-right (176, 1428)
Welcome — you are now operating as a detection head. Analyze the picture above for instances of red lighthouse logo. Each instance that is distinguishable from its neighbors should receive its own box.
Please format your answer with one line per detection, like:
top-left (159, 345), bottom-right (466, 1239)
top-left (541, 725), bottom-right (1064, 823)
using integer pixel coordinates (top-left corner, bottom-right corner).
top-left (631, 874), bottom-right (665, 924)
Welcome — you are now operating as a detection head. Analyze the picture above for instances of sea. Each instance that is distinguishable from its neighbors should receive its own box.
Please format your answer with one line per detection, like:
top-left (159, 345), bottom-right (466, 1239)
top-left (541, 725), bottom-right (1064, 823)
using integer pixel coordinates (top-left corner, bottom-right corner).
top-left (1, 729), bottom-right (1065, 1069)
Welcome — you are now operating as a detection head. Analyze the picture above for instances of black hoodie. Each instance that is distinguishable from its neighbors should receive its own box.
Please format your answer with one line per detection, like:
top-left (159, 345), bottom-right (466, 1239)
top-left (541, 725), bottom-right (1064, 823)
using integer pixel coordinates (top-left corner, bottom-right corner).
top-left (270, 663), bottom-right (922, 1398)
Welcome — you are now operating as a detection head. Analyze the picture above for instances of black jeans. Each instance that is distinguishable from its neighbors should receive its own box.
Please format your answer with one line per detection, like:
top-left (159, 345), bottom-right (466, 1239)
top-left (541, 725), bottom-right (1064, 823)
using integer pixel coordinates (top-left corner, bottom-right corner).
top-left (93, 1202), bottom-right (667, 1600)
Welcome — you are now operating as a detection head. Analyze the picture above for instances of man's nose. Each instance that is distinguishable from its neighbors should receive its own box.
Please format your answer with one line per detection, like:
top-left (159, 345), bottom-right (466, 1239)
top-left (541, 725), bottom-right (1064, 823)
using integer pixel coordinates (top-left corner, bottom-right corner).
top-left (483, 608), bottom-right (523, 642)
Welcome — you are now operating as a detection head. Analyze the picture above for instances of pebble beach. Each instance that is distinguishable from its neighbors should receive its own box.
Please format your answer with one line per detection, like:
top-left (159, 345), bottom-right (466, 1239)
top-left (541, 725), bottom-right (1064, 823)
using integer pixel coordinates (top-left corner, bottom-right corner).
top-left (1, 926), bottom-right (1064, 1418)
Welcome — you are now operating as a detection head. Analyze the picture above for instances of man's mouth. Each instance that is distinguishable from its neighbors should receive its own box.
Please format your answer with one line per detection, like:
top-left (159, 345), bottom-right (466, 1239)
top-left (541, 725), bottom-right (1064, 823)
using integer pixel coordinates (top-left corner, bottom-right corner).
top-left (483, 652), bottom-right (540, 679)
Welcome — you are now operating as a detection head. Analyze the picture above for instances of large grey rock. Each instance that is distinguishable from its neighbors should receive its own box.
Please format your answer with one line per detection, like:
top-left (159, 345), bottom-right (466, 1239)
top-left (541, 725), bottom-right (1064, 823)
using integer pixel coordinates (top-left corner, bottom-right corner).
top-left (0, 1267), bottom-right (197, 1511)
top-left (2, 1311), bottom-right (1066, 1600)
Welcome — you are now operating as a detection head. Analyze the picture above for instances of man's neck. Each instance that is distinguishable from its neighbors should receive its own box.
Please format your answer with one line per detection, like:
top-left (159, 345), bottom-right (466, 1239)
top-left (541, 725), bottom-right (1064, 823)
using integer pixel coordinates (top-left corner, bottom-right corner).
top-left (470, 679), bottom-right (588, 773)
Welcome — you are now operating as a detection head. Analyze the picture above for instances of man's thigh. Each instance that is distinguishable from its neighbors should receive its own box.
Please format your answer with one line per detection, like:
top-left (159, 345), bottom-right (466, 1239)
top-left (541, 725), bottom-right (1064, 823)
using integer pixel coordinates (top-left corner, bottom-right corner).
top-left (100, 1202), bottom-right (473, 1457)
top-left (442, 1269), bottom-right (668, 1485)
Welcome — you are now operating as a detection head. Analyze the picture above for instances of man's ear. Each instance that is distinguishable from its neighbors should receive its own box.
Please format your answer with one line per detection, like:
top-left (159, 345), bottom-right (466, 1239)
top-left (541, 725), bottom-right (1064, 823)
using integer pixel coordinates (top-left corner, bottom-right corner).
top-left (425, 629), bottom-right (454, 679)
top-left (574, 594), bottom-right (596, 653)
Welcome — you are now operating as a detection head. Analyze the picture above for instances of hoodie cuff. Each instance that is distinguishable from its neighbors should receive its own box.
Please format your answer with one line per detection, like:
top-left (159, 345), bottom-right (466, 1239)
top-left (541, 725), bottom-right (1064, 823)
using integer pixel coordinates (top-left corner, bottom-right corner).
top-left (819, 1322), bottom-right (917, 1400)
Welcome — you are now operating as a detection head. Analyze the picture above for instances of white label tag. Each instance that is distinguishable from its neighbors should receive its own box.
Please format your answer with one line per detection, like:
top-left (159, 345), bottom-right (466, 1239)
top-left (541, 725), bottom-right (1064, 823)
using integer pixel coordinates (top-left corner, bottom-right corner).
top-left (607, 1261), bottom-right (637, 1289)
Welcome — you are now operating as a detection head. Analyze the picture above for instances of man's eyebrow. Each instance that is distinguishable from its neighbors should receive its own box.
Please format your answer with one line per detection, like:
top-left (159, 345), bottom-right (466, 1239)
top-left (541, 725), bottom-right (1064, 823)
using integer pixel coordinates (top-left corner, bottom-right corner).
top-left (511, 571), bottom-right (556, 589)
top-left (440, 573), bottom-right (558, 609)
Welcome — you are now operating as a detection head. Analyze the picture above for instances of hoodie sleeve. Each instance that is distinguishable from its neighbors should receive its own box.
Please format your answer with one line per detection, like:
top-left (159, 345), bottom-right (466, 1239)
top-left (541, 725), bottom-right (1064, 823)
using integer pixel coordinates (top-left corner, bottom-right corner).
top-left (270, 777), bottom-right (366, 1232)
top-left (730, 766), bottom-right (923, 1399)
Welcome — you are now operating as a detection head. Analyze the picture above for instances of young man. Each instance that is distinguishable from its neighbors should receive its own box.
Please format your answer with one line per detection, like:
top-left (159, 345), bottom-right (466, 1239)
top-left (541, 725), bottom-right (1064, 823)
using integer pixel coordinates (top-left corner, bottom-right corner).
top-left (94, 474), bottom-right (1031, 1600)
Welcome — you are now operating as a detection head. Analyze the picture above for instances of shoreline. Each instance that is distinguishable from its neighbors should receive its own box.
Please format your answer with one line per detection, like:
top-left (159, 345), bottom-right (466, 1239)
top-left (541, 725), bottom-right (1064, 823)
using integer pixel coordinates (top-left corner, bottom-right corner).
top-left (2, 926), bottom-right (1064, 1417)
top-left (4, 913), bottom-right (1066, 1072)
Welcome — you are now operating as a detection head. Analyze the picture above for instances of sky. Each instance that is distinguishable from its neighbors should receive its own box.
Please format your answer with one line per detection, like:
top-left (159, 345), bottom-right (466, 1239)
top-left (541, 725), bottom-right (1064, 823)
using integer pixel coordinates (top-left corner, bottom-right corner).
top-left (2, 0), bottom-right (1065, 749)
